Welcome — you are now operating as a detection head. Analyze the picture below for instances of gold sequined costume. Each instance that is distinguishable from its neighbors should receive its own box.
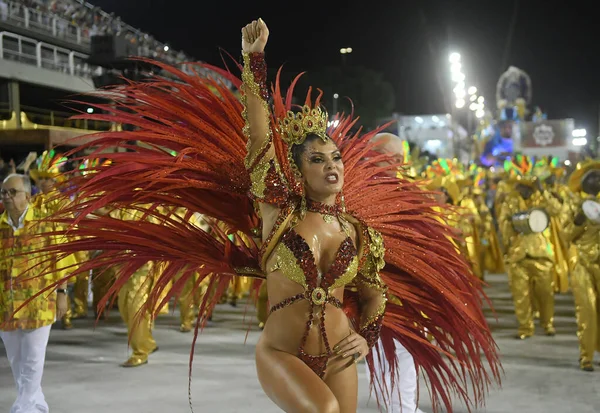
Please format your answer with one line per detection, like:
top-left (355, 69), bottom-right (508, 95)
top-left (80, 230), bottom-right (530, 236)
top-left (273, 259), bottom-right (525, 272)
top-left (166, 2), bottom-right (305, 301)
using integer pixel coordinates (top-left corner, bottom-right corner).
top-left (118, 262), bottom-right (158, 366)
top-left (112, 207), bottom-right (161, 367)
top-left (498, 176), bottom-right (562, 338)
top-left (563, 160), bottom-right (600, 371)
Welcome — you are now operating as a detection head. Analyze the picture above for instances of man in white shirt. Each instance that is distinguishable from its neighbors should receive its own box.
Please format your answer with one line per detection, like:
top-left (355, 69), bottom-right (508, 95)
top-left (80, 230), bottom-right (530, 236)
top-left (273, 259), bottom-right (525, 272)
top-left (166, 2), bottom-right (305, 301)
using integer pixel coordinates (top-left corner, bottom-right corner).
top-left (0, 174), bottom-right (68, 413)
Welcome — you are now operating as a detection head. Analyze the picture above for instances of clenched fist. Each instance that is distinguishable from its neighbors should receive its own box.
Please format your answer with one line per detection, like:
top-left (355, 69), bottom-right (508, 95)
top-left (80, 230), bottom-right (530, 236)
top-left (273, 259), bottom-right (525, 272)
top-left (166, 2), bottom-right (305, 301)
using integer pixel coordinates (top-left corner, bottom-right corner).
top-left (242, 18), bottom-right (269, 54)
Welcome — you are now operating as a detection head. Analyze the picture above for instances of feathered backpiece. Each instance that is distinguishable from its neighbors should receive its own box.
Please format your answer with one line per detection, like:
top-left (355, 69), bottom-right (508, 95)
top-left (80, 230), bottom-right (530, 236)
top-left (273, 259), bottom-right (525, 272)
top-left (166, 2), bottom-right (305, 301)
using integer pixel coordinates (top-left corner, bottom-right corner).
top-left (30, 57), bottom-right (500, 413)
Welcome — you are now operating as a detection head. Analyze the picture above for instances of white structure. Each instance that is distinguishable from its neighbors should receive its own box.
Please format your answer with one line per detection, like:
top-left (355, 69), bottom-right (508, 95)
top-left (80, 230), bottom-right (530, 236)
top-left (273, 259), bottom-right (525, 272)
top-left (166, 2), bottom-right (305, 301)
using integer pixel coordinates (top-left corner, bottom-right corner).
top-left (381, 113), bottom-right (468, 160)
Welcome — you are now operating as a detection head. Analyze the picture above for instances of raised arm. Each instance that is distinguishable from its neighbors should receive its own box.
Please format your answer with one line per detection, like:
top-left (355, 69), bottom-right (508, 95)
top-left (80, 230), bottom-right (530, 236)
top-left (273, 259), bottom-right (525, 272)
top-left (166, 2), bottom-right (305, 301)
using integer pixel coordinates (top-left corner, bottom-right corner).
top-left (241, 19), bottom-right (272, 167)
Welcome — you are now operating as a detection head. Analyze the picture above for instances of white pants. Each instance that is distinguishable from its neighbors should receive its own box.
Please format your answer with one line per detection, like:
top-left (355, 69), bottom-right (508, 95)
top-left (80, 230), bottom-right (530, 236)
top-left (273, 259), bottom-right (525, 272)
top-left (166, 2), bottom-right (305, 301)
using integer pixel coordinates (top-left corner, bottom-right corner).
top-left (0, 325), bottom-right (52, 413)
top-left (366, 339), bottom-right (425, 413)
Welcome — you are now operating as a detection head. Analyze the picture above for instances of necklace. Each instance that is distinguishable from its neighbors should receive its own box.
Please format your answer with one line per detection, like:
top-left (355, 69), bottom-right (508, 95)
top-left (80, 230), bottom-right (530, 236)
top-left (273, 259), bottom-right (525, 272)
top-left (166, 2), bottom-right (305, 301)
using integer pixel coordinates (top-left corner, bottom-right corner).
top-left (306, 199), bottom-right (350, 235)
top-left (306, 199), bottom-right (342, 222)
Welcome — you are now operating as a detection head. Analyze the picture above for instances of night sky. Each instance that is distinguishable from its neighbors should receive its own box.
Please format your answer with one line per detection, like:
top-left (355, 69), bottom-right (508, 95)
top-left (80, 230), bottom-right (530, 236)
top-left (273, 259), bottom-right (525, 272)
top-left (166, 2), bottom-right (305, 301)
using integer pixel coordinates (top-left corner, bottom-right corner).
top-left (93, 0), bottom-right (600, 136)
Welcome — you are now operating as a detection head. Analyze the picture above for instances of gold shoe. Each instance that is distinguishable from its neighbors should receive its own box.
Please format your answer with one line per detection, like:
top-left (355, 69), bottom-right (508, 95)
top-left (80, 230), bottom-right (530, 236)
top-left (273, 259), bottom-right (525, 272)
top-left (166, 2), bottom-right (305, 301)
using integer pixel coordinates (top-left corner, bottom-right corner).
top-left (545, 327), bottom-right (556, 336)
top-left (580, 361), bottom-right (594, 372)
top-left (180, 325), bottom-right (192, 333)
top-left (121, 356), bottom-right (148, 367)
top-left (62, 320), bottom-right (73, 330)
top-left (515, 333), bottom-right (532, 340)
top-left (72, 312), bottom-right (87, 320)
top-left (258, 322), bottom-right (265, 330)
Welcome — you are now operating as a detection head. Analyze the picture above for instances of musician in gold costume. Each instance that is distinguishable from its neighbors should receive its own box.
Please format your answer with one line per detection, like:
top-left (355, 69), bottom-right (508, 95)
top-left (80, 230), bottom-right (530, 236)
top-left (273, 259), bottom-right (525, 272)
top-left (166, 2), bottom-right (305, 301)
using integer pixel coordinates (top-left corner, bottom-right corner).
top-left (226, 276), bottom-right (252, 307)
top-left (111, 206), bottom-right (161, 367)
top-left (498, 175), bottom-right (562, 339)
top-left (537, 163), bottom-right (572, 293)
top-left (91, 264), bottom-right (117, 319)
top-left (133, 205), bottom-right (205, 332)
top-left (563, 160), bottom-right (600, 371)
top-left (479, 192), bottom-right (505, 274)
top-left (29, 151), bottom-right (79, 329)
top-left (457, 180), bottom-right (484, 280)
top-left (68, 163), bottom-right (91, 319)
top-left (70, 251), bottom-right (90, 318)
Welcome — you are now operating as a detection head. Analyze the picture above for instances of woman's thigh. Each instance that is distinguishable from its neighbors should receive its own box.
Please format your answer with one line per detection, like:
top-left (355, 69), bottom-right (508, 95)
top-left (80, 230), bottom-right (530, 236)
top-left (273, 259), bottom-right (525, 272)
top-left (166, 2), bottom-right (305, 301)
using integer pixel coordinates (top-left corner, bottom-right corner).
top-left (256, 341), bottom-right (341, 413)
top-left (324, 354), bottom-right (358, 413)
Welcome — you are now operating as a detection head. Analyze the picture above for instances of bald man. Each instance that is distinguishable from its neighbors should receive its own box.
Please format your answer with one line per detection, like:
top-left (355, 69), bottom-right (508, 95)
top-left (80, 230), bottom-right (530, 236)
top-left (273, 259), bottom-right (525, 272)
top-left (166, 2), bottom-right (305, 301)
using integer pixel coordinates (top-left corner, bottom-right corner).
top-left (0, 174), bottom-right (69, 413)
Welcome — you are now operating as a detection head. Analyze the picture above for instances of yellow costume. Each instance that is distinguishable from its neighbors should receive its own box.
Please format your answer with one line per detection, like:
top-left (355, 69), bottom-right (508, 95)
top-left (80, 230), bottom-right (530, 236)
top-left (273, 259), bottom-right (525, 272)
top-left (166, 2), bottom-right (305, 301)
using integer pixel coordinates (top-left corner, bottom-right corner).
top-left (534, 160), bottom-right (571, 293)
top-left (226, 276), bottom-right (251, 306)
top-left (480, 201), bottom-right (505, 274)
top-left (498, 177), bottom-right (562, 338)
top-left (167, 208), bottom-right (213, 332)
top-left (111, 207), bottom-right (161, 367)
top-left (29, 151), bottom-right (84, 328)
top-left (32, 190), bottom-right (79, 329)
top-left (91, 263), bottom-right (117, 318)
top-left (0, 196), bottom-right (68, 329)
top-left (117, 262), bottom-right (158, 366)
top-left (71, 250), bottom-right (90, 318)
top-left (563, 160), bottom-right (600, 371)
top-left (178, 273), bottom-right (211, 332)
top-left (458, 185), bottom-right (484, 280)
top-left (545, 187), bottom-right (571, 294)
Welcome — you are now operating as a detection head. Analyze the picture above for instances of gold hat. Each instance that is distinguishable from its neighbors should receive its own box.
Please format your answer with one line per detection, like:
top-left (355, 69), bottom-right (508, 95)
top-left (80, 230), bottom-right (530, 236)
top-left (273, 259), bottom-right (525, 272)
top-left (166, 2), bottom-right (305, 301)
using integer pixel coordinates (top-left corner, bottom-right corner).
top-left (29, 150), bottom-right (67, 182)
top-left (568, 159), bottom-right (600, 193)
top-left (506, 174), bottom-right (538, 188)
top-left (279, 105), bottom-right (329, 146)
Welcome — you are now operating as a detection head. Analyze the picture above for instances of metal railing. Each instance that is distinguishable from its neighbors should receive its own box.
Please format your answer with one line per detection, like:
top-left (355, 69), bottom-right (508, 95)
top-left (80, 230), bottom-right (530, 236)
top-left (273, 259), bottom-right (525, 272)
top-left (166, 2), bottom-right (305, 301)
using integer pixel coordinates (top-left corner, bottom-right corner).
top-left (0, 31), bottom-right (98, 77)
top-left (2, 0), bottom-right (190, 62)
top-left (0, 103), bottom-right (112, 131)
top-left (1, 0), bottom-right (88, 46)
top-left (0, 30), bottom-right (234, 95)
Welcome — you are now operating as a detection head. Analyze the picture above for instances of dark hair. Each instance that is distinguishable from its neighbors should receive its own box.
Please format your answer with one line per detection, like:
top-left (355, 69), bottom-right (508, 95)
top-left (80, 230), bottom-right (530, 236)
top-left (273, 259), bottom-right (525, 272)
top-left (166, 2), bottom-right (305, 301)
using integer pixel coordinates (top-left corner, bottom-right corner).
top-left (0, 164), bottom-right (11, 182)
top-left (291, 134), bottom-right (337, 170)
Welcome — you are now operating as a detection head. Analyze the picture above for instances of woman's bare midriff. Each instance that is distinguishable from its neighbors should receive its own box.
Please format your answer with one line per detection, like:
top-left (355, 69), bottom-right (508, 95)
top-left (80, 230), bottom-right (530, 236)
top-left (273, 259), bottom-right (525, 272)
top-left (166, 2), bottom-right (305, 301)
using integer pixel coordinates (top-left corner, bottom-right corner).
top-left (259, 271), bottom-right (352, 358)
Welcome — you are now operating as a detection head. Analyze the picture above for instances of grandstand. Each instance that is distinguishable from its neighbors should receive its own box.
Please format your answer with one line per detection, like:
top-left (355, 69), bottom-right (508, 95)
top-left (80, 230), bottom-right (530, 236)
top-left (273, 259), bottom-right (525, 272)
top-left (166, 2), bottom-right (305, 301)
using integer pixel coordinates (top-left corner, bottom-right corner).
top-left (0, 0), bottom-right (230, 165)
top-left (0, 0), bottom-right (191, 62)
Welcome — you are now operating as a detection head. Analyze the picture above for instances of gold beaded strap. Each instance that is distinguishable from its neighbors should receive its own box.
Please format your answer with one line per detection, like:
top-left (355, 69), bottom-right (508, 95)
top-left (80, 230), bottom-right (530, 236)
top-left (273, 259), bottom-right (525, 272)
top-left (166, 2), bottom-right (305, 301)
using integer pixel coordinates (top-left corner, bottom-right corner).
top-left (356, 225), bottom-right (388, 348)
top-left (356, 227), bottom-right (388, 293)
top-left (241, 52), bottom-right (273, 170)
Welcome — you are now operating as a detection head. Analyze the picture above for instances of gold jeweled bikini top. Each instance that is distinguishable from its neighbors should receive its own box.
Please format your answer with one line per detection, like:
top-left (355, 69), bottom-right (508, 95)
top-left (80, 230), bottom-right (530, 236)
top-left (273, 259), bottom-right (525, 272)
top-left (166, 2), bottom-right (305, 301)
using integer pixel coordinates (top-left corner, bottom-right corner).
top-left (269, 227), bottom-right (359, 297)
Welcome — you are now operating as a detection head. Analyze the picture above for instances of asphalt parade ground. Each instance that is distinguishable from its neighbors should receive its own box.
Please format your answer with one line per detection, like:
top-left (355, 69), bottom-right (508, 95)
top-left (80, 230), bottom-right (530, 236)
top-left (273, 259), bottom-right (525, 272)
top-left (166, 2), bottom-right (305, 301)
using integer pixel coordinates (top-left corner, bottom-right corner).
top-left (1, 273), bottom-right (599, 412)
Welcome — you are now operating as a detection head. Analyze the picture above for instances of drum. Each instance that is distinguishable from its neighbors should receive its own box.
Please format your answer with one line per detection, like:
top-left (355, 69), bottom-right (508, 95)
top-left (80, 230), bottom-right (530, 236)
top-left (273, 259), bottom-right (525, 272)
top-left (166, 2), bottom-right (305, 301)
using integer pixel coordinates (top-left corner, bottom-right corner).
top-left (582, 200), bottom-right (600, 224)
top-left (511, 209), bottom-right (549, 234)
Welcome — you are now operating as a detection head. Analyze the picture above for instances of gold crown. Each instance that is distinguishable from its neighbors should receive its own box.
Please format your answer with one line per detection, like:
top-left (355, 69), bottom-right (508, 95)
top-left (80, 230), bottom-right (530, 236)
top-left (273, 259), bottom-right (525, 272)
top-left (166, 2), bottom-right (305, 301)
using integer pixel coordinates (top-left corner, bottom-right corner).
top-left (279, 105), bottom-right (329, 146)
